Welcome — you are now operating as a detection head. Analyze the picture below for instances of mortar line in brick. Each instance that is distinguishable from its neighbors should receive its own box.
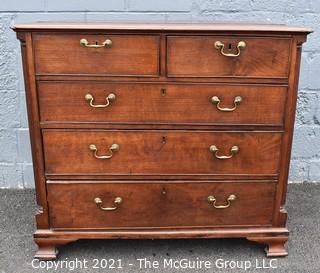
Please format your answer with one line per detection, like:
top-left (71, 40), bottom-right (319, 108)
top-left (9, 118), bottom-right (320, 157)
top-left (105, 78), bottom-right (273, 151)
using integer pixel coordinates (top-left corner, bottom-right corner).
top-left (299, 89), bottom-right (320, 92)
top-left (124, 0), bottom-right (129, 11)
top-left (85, 11), bottom-right (189, 14)
top-left (3, 11), bottom-right (192, 15)
top-left (298, 91), bottom-right (320, 94)
top-left (0, 162), bottom-right (16, 166)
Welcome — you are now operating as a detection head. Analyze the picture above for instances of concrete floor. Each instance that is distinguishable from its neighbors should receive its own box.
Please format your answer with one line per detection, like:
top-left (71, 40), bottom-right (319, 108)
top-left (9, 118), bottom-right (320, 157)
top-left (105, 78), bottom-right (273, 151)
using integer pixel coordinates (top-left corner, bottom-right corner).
top-left (0, 183), bottom-right (319, 273)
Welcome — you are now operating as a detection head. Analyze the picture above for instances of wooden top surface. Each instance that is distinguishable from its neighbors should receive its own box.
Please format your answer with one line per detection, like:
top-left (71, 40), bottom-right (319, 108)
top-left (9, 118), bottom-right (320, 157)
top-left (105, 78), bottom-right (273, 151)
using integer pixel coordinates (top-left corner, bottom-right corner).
top-left (13, 21), bottom-right (312, 33)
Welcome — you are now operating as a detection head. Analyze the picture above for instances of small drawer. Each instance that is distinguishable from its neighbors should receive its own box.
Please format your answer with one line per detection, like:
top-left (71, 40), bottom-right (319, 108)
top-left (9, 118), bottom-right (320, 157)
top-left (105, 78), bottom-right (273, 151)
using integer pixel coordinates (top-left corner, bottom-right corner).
top-left (167, 36), bottom-right (291, 78)
top-left (47, 181), bottom-right (276, 229)
top-left (33, 34), bottom-right (160, 76)
top-left (38, 82), bottom-right (287, 126)
top-left (43, 130), bottom-right (282, 176)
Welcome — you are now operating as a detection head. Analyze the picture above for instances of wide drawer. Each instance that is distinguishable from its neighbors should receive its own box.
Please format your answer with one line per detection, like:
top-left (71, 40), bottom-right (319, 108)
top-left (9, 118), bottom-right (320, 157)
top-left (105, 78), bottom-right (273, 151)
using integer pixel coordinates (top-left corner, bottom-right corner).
top-left (38, 82), bottom-right (287, 126)
top-left (167, 36), bottom-right (291, 78)
top-left (47, 181), bottom-right (276, 229)
top-left (43, 130), bottom-right (282, 176)
top-left (33, 34), bottom-right (160, 76)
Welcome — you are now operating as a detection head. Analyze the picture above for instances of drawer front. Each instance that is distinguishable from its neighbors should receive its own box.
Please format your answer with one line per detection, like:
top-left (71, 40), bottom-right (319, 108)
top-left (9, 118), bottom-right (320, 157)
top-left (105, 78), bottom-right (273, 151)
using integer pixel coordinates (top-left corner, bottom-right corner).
top-left (33, 34), bottom-right (160, 76)
top-left (47, 181), bottom-right (276, 229)
top-left (43, 130), bottom-right (281, 176)
top-left (39, 82), bottom-right (286, 126)
top-left (167, 36), bottom-right (291, 78)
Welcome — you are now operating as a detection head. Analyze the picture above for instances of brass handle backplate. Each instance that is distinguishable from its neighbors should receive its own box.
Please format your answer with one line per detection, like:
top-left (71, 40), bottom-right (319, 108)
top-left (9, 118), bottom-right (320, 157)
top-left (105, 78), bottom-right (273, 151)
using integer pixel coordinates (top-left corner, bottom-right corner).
top-left (209, 145), bottom-right (239, 159)
top-left (85, 93), bottom-right (116, 108)
top-left (94, 197), bottom-right (122, 211)
top-left (89, 143), bottom-right (119, 159)
top-left (207, 194), bottom-right (236, 209)
top-left (211, 96), bottom-right (242, 112)
top-left (80, 38), bottom-right (113, 48)
top-left (214, 41), bottom-right (246, 57)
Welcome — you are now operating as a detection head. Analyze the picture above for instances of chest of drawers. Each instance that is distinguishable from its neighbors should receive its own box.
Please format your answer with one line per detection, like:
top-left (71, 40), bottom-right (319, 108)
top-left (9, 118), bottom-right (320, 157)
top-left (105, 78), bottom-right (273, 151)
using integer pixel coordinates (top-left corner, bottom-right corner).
top-left (14, 22), bottom-right (311, 259)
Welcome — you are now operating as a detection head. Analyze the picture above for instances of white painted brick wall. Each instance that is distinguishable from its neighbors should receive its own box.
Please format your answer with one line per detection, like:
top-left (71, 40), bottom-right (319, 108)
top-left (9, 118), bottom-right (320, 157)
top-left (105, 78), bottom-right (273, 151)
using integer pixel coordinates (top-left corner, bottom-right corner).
top-left (0, 0), bottom-right (319, 188)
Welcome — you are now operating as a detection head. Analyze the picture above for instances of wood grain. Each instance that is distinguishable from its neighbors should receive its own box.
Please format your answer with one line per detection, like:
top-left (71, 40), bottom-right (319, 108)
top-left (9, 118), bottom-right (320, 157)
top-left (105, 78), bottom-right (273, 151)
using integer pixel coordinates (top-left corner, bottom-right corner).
top-left (13, 22), bottom-right (313, 33)
top-left (38, 82), bottom-right (287, 126)
top-left (18, 33), bottom-right (50, 228)
top-left (273, 35), bottom-right (307, 227)
top-left (33, 34), bottom-right (160, 76)
top-left (42, 130), bottom-right (282, 175)
top-left (14, 22), bottom-right (310, 259)
top-left (47, 181), bottom-right (276, 229)
top-left (167, 36), bottom-right (291, 78)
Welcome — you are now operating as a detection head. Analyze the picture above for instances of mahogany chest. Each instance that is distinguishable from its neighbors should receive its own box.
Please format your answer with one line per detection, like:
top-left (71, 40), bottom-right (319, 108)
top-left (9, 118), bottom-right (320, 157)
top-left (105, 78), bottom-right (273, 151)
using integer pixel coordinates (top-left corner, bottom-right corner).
top-left (14, 22), bottom-right (311, 259)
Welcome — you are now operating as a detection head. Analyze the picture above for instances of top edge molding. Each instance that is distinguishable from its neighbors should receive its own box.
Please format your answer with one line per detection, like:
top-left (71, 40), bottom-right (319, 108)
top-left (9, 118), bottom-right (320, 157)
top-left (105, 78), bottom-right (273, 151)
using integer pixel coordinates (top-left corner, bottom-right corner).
top-left (12, 21), bottom-right (313, 34)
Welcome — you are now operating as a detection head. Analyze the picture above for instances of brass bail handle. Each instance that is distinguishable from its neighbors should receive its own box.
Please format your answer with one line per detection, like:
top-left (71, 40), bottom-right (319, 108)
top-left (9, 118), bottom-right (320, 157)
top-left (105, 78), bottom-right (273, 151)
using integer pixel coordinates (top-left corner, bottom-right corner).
top-left (209, 145), bottom-right (239, 159)
top-left (211, 96), bottom-right (242, 112)
top-left (80, 38), bottom-right (113, 48)
top-left (94, 197), bottom-right (123, 211)
top-left (214, 41), bottom-right (246, 57)
top-left (207, 194), bottom-right (236, 209)
top-left (85, 93), bottom-right (116, 108)
top-left (89, 143), bottom-right (120, 159)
